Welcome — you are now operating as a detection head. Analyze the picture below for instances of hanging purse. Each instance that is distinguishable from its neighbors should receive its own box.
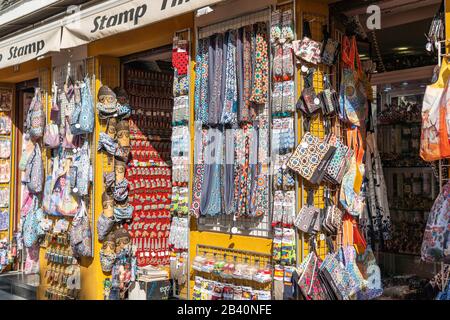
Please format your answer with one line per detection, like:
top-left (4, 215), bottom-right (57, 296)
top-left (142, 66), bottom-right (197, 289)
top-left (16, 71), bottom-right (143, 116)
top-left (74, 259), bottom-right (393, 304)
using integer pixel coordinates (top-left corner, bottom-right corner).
top-left (296, 244), bottom-right (329, 300)
top-left (338, 36), bottom-right (368, 127)
top-left (43, 123), bottom-right (60, 149)
top-left (287, 119), bottom-right (336, 185)
top-left (321, 26), bottom-right (340, 66)
top-left (294, 190), bottom-right (320, 235)
top-left (299, 69), bottom-right (323, 115)
top-left (70, 77), bottom-right (95, 135)
top-left (320, 74), bottom-right (339, 116)
top-left (26, 88), bottom-right (46, 140)
top-left (340, 128), bottom-right (366, 217)
top-left (22, 196), bottom-right (45, 248)
top-left (70, 200), bottom-right (93, 258)
top-left (324, 133), bottom-right (351, 185)
top-left (356, 246), bottom-right (383, 300)
top-left (293, 21), bottom-right (322, 65)
top-left (24, 143), bottom-right (44, 194)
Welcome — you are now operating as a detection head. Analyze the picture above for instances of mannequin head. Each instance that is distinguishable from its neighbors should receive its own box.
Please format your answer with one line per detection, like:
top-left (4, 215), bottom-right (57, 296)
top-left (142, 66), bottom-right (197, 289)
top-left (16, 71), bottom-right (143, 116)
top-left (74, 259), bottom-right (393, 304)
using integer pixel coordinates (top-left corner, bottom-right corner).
top-left (106, 118), bottom-right (118, 140)
top-left (116, 120), bottom-right (130, 148)
top-left (114, 227), bottom-right (131, 254)
top-left (102, 192), bottom-right (114, 218)
top-left (114, 159), bottom-right (127, 183)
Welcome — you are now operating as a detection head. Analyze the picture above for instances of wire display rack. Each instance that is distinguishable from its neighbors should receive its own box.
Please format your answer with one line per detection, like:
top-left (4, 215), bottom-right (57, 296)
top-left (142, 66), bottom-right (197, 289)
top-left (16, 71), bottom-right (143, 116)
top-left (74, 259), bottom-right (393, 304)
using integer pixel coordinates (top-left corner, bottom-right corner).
top-left (196, 9), bottom-right (273, 239)
top-left (194, 244), bottom-right (272, 291)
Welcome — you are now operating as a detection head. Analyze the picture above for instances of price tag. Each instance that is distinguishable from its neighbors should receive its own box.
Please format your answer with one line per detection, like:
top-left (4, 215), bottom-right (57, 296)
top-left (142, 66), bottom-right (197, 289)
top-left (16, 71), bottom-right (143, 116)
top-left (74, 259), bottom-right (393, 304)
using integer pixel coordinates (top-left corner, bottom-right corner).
top-left (231, 227), bottom-right (238, 234)
top-left (314, 98), bottom-right (321, 105)
top-left (319, 234), bottom-right (325, 241)
top-left (301, 65), bottom-right (309, 73)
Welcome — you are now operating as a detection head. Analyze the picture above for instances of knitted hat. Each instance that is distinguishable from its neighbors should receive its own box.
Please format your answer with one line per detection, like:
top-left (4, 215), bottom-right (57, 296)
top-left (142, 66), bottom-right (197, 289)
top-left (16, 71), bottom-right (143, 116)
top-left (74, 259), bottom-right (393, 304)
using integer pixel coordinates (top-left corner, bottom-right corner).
top-left (115, 159), bottom-right (127, 168)
top-left (98, 85), bottom-right (116, 101)
top-left (114, 228), bottom-right (131, 242)
top-left (104, 232), bottom-right (116, 245)
top-left (116, 120), bottom-right (129, 133)
top-left (102, 191), bottom-right (114, 204)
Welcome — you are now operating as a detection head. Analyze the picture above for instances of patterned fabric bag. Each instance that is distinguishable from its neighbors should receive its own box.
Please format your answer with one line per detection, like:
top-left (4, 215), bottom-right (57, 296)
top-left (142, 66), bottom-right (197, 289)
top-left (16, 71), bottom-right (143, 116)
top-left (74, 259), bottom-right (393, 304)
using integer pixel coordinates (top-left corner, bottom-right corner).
top-left (320, 75), bottom-right (339, 116)
top-left (70, 77), bottom-right (94, 135)
top-left (43, 123), bottom-right (60, 149)
top-left (340, 129), bottom-right (365, 217)
top-left (356, 246), bottom-right (383, 300)
top-left (296, 249), bottom-right (329, 300)
top-left (294, 190), bottom-right (320, 235)
top-left (421, 181), bottom-right (450, 263)
top-left (420, 61), bottom-right (450, 161)
top-left (24, 143), bottom-right (44, 194)
top-left (318, 238), bottom-right (354, 300)
top-left (293, 37), bottom-right (322, 65)
top-left (0, 210), bottom-right (8, 231)
top-left (26, 88), bottom-right (46, 139)
top-left (287, 131), bottom-right (336, 185)
top-left (70, 200), bottom-right (93, 258)
top-left (338, 36), bottom-right (368, 127)
top-left (300, 70), bottom-right (323, 115)
top-left (22, 197), bottom-right (44, 248)
top-left (321, 25), bottom-right (340, 67)
top-left (69, 140), bottom-right (91, 196)
top-left (325, 133), bottom-right (351, 185)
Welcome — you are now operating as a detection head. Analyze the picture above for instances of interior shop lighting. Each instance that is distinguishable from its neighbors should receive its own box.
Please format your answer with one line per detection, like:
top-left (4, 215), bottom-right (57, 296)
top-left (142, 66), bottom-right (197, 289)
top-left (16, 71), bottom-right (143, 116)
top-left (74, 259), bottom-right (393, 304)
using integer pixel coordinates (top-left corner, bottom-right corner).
top-left (394, 47), bottom-right (410, 51)
top-left (196, 6), bottom-right (214, 17)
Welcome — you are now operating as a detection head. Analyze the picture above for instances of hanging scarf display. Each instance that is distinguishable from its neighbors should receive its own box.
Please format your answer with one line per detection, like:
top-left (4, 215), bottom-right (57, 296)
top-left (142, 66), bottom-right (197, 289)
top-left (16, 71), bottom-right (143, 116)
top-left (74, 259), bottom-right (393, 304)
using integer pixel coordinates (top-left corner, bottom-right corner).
top-left (250, 22), bottom-right (269, 104)
top-left (190, 124), bottom-right (207, 218)
top-left (221, 30), bottom-right (238, 125)
top-left (200, 128), bottom-right (223, 216)
top-left (208, 34), bottom-right (224, 126)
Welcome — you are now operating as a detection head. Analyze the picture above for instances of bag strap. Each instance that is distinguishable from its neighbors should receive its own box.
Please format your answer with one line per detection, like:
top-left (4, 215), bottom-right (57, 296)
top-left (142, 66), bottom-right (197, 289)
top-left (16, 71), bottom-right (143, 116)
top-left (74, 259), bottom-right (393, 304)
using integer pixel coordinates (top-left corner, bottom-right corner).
top-left (307, 189), bottom-right (314, 206)
top-left (326, 236), bottom-right (335, 254)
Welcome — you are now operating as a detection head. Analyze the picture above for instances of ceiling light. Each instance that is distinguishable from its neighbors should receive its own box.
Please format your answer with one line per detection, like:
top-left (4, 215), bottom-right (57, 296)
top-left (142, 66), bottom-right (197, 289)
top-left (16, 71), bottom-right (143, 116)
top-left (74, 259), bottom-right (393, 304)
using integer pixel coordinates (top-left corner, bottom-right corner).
top-left (395, 47), bottom-right (409, 51)
top-left (196, 6), bottom-right (214, 17)
top-left (402, 82), bottom-right (409, 86)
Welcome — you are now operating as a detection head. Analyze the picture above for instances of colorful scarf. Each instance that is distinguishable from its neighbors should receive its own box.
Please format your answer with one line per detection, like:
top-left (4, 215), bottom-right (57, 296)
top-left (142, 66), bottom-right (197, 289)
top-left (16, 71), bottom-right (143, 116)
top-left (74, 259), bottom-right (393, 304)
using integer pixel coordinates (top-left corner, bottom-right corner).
top-left (250, 23), bottom-right (269, 104)
top-left (200, 128), bottom-right (223, 216)
top-left (220, 30), bottom-right (238, 125)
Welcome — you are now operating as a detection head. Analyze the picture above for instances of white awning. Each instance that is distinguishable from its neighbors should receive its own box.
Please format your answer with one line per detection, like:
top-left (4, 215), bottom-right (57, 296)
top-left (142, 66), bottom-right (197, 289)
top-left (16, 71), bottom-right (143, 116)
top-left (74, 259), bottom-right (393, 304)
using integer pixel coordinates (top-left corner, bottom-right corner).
top-left (0, 19), bottom-right (62, 69)
top-left (60, 0), bottom-right (224, 49)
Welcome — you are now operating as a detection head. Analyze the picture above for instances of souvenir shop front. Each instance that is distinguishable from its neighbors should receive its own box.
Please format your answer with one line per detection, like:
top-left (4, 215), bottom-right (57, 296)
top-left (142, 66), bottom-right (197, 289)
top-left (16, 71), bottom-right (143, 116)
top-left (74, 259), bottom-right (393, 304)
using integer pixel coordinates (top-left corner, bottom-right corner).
top-left (0, 0), bottom-right (449, 301)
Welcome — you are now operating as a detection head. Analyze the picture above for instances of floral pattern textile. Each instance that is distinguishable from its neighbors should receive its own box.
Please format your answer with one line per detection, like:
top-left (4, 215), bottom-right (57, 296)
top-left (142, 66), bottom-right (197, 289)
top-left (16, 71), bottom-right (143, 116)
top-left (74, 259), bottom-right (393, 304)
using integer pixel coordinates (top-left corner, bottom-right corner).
top-left (250, 23), bottom-right (269, 104)
top-left (221, 30), bottom-right (238, 125)
top-left (421, 181), bottom-right (450, 263)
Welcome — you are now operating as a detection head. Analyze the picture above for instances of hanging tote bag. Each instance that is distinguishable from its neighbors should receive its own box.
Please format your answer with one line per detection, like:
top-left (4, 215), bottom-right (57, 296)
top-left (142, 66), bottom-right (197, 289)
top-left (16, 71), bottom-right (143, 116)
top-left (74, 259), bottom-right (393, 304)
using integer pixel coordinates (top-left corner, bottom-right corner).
top-left (356, 246), bottom-right (383, 300)
top-left (340, 128), bottom-right (365, 217)
top-left (26, 88), bottom-right (46, 140)
top-left (24, 143), bottom-right (44, 194)
top-left (70, 200), bottom-right (93, 258)
top-left (420, 58), bottom-right (450, 161)
top-left (339, 36), bottom-right (368, 127)
top-left (43, 123), bottom-right (60, 149)
top-left (421, 181), bottom-right (450, 263)
top-left (70, 77), bottom-right (94, 135)
top-left (69, 140), bottom-right (91, 196)
top-left (22, 197), bottom-right (45, 248)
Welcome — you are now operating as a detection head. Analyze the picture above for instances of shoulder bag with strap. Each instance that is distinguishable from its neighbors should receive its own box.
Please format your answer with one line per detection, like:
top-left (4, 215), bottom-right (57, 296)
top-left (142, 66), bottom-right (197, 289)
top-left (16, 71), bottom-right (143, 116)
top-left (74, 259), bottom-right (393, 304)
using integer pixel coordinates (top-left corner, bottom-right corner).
top-left (339, 36), bottom-right (368, 127)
